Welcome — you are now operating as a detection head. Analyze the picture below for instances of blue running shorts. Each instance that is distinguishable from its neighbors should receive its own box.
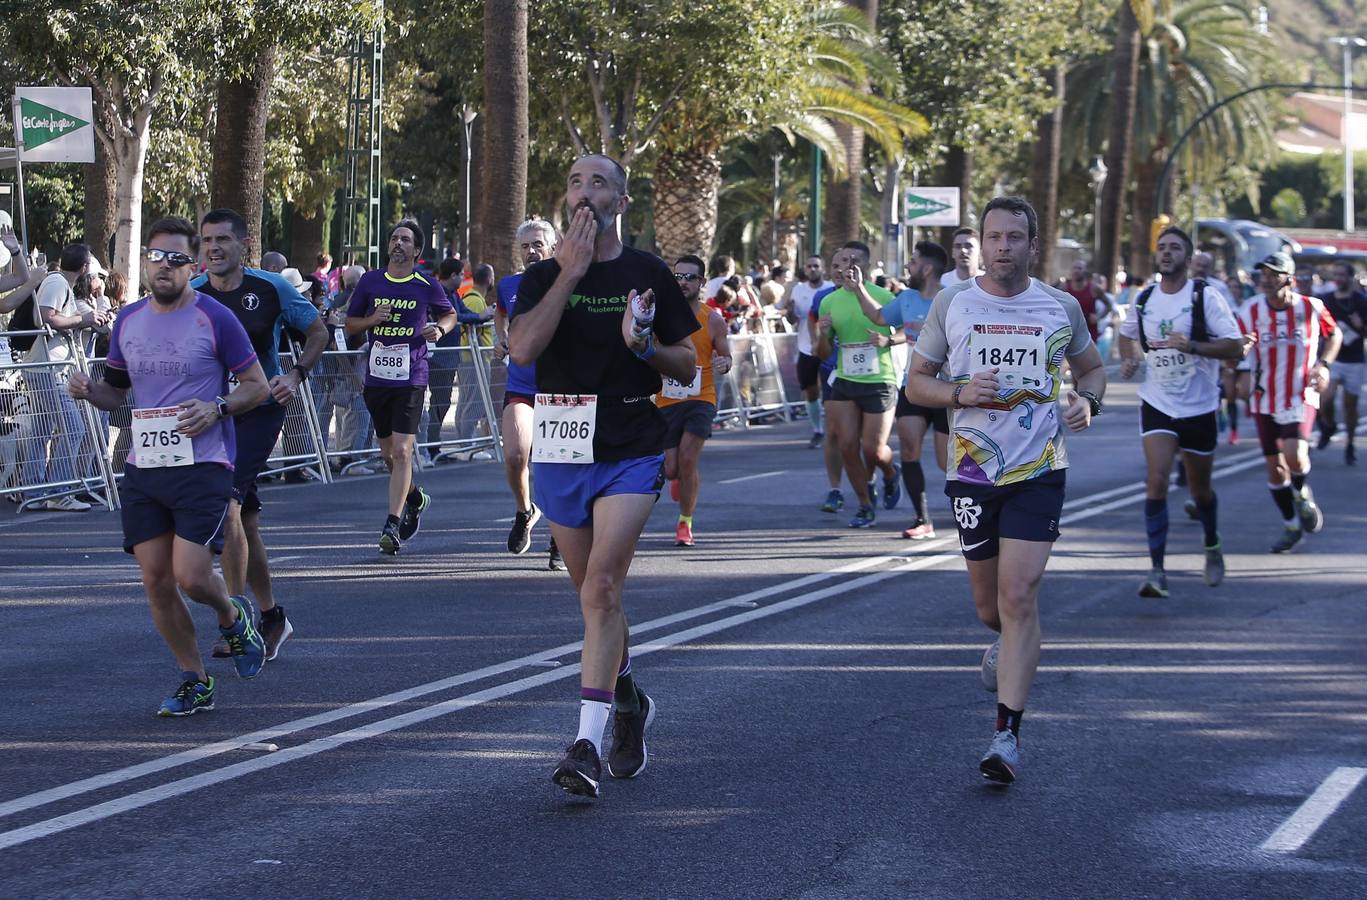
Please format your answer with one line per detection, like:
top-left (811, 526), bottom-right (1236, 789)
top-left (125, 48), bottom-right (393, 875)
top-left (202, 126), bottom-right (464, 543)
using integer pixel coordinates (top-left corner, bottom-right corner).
top-left (532, 454), bottom-right (665, 528)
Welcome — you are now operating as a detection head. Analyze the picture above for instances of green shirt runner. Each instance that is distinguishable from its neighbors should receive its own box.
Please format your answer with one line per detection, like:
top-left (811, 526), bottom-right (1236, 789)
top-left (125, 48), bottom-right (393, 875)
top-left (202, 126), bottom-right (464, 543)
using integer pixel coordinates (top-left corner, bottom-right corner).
top-left (824, 282), bottom-right (897, 384)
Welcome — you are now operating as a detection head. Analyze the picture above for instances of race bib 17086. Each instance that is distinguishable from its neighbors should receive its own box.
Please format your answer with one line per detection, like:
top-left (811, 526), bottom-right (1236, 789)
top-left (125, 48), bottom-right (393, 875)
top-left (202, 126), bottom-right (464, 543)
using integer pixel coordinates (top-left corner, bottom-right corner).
top-left (368, 341), bottom-right (411, 381)
top-left (971, 325), bottom-right (1048, 390)
top-left (662, 367), bottom-right (702, 400)
top-left (840, 342), bottom-right (879, 377)
top-left (531, 393), bottom-right (596, 464)
top-left (131, 407), bottom-right (194, 468)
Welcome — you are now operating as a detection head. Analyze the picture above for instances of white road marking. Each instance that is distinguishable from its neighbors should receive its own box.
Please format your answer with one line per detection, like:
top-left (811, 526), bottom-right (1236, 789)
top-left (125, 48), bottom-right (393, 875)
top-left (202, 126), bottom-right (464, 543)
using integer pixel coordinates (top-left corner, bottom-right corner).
top-left (1261, 767), bottom-right (1367, 853)
top-left (0, 453), bottom-right (1282, 848)
top-left (718, 469), bottom-right (786, 484)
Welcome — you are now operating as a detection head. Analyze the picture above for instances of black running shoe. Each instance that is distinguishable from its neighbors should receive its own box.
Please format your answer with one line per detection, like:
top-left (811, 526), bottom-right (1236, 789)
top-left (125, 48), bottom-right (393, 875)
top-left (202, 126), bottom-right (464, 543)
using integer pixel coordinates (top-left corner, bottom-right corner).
top-left (379, 520), bottom-right (402, 555)
top-left (607, 691), bottom-right (655, 779)
top-left (398, 487), bottom-right (430, 541)
top-left (552, 738), bottom-right (601, 797)
top-left (508, 504), bottom-right (542, 554)
top-left (548, 538), bottom-right (566, 571)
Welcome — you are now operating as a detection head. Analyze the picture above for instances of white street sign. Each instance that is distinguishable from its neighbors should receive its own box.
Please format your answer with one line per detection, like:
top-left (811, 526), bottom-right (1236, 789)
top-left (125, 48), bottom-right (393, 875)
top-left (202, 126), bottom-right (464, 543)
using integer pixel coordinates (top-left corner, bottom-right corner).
top-left (14, 87), bottom-right (95, 164)
top-left (904, 187), bottom-right (961, 227)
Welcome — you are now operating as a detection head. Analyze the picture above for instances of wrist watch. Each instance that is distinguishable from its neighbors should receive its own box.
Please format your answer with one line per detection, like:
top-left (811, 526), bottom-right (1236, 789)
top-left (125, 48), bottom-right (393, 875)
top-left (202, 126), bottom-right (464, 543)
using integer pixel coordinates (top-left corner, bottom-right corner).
top-left (292, 364), bottom-right (309, 382)
top-left (1078, 390), bottom-right (1103, 417)
top-left (214, 396), bottom-right (230, 420)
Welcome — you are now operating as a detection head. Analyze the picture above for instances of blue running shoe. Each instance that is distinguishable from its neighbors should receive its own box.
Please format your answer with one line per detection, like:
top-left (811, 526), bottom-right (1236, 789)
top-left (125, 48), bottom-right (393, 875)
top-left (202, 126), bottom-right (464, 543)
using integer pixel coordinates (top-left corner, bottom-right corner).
top-left (158, 674), bottom-right (215, 717)
top-left (848, 505), bottom-right (876, 528)
top-left (220, 596), bottom-right (266, 679)
top-left (883, 463), bottom-right (902, 510)
top-left (820, 490), bottom-right (844, 513)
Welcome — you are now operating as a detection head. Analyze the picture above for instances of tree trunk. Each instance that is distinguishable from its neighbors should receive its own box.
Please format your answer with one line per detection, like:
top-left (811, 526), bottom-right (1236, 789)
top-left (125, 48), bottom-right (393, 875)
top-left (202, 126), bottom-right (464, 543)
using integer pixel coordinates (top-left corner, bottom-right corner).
top-left (111, 125), bottom-right (151, 296)
top-left (653, 143), bottom-right (723, 263)
top-left (1029, 66), bottom-right (1065, 282)
top-left (1099, 3), bottom-right (1141, 284)
top-left (211, 44), bottom-right (276, 267)
top-left (823, 121), bottom-right (865, 258)
top-left (1129, 153), bottom-right (1173, 281)
top-left (475, 0), bottom-right (528, 275)
top-left (83, 111), bottom-right (117, 266)
top-left (290, 204), bottom-right (326, 271)
top-left (937, 144), bottom-right (972, 248)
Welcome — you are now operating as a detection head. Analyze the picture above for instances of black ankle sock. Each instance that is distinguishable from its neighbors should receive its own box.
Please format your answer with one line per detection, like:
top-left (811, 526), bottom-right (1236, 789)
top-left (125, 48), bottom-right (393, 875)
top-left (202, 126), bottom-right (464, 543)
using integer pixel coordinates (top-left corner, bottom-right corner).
top-left (1196, 494), bottom-right (1219, 548)
top-left (386, 514), bottom-right (400, 527)
top-left (1290, 473), bottom-right (1307, 493)
top-left (996, 703), bottom-right (1023, 738)
top-left (1270, 485), bottom-right (1296, 521)
top-left (407, 485), bottom-right (422, 504)
top-left (261, 606), bottom-right (284, 624)
top-left (1143, 498), bottom-right (1168, 569)
top-left (902, 461), bottom-right (927, 520)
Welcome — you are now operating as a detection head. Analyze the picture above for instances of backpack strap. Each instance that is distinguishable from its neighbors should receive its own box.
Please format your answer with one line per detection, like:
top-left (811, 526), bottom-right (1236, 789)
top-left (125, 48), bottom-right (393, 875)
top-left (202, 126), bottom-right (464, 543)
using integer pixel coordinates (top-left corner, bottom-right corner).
top-left (1191, 278), bottom-right (1209, 344)
top-left (1135, 284), bottom-right (1157, 354)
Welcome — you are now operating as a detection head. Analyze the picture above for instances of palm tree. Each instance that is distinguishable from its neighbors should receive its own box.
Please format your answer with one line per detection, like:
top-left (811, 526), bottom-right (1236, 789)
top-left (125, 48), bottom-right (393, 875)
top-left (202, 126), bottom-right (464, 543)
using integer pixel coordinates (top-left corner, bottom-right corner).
top-left (1096, 0), bottom-right (1149, 284)
top-left (211, 45), bottom-right (276, 266)
top-left (476, 0), bottom-right (529, 276)
top-left (652, 0), bottom-right (925, 263)
top-left (1068, 0), bottom-right (1277, 275)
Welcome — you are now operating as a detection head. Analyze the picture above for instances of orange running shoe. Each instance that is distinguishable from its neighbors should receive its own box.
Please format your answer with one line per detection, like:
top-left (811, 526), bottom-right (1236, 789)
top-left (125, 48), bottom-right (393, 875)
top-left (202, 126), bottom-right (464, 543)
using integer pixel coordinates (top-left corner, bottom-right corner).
top-left (674, 520), bottom-right (694, 546)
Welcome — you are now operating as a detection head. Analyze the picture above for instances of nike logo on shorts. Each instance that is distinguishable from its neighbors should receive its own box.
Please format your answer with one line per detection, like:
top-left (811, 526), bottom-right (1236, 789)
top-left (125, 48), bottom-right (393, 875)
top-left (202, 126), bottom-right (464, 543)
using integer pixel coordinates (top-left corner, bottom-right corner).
top-left (960, 538), bottom-right (990, 553)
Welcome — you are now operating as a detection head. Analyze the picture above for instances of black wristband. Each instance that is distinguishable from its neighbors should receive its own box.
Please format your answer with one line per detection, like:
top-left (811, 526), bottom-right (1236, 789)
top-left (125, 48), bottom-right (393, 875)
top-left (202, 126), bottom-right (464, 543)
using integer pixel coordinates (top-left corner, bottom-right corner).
top-left (292, 364), bottom-right (309, 382)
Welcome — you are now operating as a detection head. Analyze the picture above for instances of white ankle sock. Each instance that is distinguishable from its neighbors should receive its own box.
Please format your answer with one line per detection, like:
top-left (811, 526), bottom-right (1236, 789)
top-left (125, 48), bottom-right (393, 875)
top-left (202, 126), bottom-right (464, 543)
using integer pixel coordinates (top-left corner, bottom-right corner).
top-left (576, 700), bottom-right (612, 754)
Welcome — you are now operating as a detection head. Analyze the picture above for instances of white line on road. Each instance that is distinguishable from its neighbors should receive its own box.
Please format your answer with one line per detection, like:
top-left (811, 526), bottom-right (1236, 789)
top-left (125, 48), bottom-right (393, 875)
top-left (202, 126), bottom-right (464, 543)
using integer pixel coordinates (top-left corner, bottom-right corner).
top-left (718, 470), bottom-right (786, 484)
top-left (1261, 767), bottom-right (1367, 853)
top-left (0, 452), bottom-right (1278, 849)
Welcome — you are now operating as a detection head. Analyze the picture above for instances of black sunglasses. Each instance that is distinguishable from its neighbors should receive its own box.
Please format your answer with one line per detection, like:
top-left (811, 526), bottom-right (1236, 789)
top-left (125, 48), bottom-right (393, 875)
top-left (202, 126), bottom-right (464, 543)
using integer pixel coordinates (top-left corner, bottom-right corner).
top-left (674, 272), bottom-right (701, 283)
top-left (144, 248), bottom-right (196, 268)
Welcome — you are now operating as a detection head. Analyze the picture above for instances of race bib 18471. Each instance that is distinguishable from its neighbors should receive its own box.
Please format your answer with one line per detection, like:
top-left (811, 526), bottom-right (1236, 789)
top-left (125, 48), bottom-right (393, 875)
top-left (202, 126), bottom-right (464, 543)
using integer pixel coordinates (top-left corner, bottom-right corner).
top-left (971, 324), bottom-right (1048, 390)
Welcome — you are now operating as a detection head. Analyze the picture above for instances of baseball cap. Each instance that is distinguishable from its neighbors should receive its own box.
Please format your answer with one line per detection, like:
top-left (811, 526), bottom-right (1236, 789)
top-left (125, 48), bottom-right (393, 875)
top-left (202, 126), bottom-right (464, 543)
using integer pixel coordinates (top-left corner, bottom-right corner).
top-left (1254, 251), bottom-right (1294, 276)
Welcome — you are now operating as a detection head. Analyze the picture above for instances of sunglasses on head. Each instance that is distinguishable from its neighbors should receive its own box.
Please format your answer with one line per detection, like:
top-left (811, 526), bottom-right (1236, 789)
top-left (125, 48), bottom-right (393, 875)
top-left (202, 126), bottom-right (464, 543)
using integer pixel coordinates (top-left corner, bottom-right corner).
top-left (143, 248), bottom-right (196, 268)
top-left (674, 272), bottom-right (701, 283)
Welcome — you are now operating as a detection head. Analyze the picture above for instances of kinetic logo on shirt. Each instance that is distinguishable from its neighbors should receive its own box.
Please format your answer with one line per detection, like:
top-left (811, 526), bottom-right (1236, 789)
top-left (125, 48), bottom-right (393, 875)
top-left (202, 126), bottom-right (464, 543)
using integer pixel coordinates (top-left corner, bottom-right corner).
top-left (567, 293), bottom-right (629, 312)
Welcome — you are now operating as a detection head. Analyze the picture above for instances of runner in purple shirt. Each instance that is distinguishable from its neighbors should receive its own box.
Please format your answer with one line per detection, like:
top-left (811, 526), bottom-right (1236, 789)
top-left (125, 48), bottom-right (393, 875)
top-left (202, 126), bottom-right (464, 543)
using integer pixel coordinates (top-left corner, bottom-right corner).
top-left (68, 216), bottom-right (271, 717)
top-left (345, 218), bottom-right (458, 554)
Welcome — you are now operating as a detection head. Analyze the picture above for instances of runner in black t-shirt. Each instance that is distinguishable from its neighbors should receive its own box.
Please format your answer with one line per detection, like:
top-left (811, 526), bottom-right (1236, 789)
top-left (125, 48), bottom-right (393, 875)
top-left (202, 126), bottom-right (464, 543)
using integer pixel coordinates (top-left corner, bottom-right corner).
top-left (511, 155), bottom-right (698, 798)
top-left (1317, 261), bottom-right (1367, 464)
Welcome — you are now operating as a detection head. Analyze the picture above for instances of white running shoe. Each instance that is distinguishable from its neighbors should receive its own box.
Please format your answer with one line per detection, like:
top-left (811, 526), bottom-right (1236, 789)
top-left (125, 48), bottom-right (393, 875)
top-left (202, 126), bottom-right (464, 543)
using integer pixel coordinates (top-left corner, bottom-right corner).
top-left (979, 729), bottom-right (1020, 784)
top-left (45, 495), bottom-right (91, 511)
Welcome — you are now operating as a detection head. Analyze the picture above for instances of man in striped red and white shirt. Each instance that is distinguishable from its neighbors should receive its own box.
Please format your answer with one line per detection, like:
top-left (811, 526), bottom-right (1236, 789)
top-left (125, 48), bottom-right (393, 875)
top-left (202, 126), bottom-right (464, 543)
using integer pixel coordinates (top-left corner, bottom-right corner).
top-left (1235, 251), bottom-right (1341, 553)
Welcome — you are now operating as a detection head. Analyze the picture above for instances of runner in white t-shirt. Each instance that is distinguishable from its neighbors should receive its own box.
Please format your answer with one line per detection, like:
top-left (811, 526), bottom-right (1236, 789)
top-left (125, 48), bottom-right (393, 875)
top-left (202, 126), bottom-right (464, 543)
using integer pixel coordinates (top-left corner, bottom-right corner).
top-left (777, 254), bottom-right (834, 447)
top-left (938, 227), bottom-right (983, 289)
top-left (1118, 226), bottom-right (1246, 599)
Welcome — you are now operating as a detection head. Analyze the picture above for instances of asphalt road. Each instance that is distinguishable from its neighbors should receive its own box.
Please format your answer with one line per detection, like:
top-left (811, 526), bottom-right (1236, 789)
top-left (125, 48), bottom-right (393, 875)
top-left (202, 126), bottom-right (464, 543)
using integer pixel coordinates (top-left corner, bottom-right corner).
top-left (1, 378), bottom-right (1364, 899)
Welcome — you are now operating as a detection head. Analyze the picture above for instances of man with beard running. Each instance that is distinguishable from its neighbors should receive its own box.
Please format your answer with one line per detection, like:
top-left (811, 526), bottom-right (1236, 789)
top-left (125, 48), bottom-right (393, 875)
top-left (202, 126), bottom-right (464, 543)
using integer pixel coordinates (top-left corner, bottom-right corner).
top-left (68, 217), bottom-right (268, 715)
top-left (906, 197), bottom-right (1105, 785)
top-left (494, 218), bottom-right (565, 569)
top-left (1117, 226), bottom-right (1246, 598)
top-left (193, 209), bottom-right (327, 662)
top-left (1316, 261), bottom-right (1367, 464)
top-left (657, 253), bottom-right (731, 546)
top-left (510, 154), bottom-right (698, 798)
top-left (851, 241), bottom-right (951, 539)
top-left (1234, 252), bottom-right (1341, 553)
top-left (776, 254), bottom-right (834, 448)
top-left (346, 219), bottom-right (457, 554)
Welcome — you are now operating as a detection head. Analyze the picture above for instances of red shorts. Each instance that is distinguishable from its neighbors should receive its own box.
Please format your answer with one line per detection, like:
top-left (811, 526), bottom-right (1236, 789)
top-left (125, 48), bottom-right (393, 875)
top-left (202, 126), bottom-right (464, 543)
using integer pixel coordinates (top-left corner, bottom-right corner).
top-left (1253, 410), bottom-right (1315, 457)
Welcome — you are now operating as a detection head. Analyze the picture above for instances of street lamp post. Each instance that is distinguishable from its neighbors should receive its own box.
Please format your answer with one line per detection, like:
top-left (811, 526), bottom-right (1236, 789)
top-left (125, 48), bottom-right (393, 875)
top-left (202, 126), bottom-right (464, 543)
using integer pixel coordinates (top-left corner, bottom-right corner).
top-left (462, 103), bottom-right (478, 259)
top-left (1329, 37), bottom-right (1366, 232)
top-left (1088, 156), bottom-right (1108, 262)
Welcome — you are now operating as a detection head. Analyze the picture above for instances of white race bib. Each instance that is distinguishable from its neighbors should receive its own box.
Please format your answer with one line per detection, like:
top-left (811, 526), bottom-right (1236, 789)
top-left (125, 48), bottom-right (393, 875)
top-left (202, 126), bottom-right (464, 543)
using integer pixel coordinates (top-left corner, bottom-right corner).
top-left (971, 326), bottom-right (1048, 390)
top-left (226, 371), bottom-right (242, 394)
top-left (1273, 403), bottom-right (1305, 426)
top-left (1146, 347), bottom-right (1195, 394)
top-left (840, 342), bottom-right (879, 376)
top-left (131, 407), bottom-right (194, 468)
top-left (662, 367), bottom-right (702, 400)
top-left (368, 341), bottom-right (411, 381)
top-left (531, 393), bottom-right (596, 464)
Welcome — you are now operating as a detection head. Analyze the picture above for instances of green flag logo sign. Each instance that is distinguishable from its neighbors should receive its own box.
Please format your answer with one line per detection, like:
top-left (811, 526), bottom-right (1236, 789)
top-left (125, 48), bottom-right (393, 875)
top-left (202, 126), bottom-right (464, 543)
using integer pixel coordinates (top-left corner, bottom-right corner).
top-left (20, 97), bottom-right (89, 151)
top-left (905, 193), bottom-right (953, 221)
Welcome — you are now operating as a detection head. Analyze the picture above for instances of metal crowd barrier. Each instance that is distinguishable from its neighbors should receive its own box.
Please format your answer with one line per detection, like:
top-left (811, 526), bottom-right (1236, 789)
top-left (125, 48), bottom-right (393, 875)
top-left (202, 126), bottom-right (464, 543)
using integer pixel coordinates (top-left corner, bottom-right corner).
top-left (1, 327), bottom-right (118, 512)
top-left (715, 328), bottom-right (801, 428)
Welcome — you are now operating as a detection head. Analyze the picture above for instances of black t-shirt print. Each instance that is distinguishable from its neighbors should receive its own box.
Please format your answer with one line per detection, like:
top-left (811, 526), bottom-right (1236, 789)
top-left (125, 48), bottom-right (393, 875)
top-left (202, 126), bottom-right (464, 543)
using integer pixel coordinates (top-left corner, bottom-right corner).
top-left (515, 246), bottom-right (700, 461)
